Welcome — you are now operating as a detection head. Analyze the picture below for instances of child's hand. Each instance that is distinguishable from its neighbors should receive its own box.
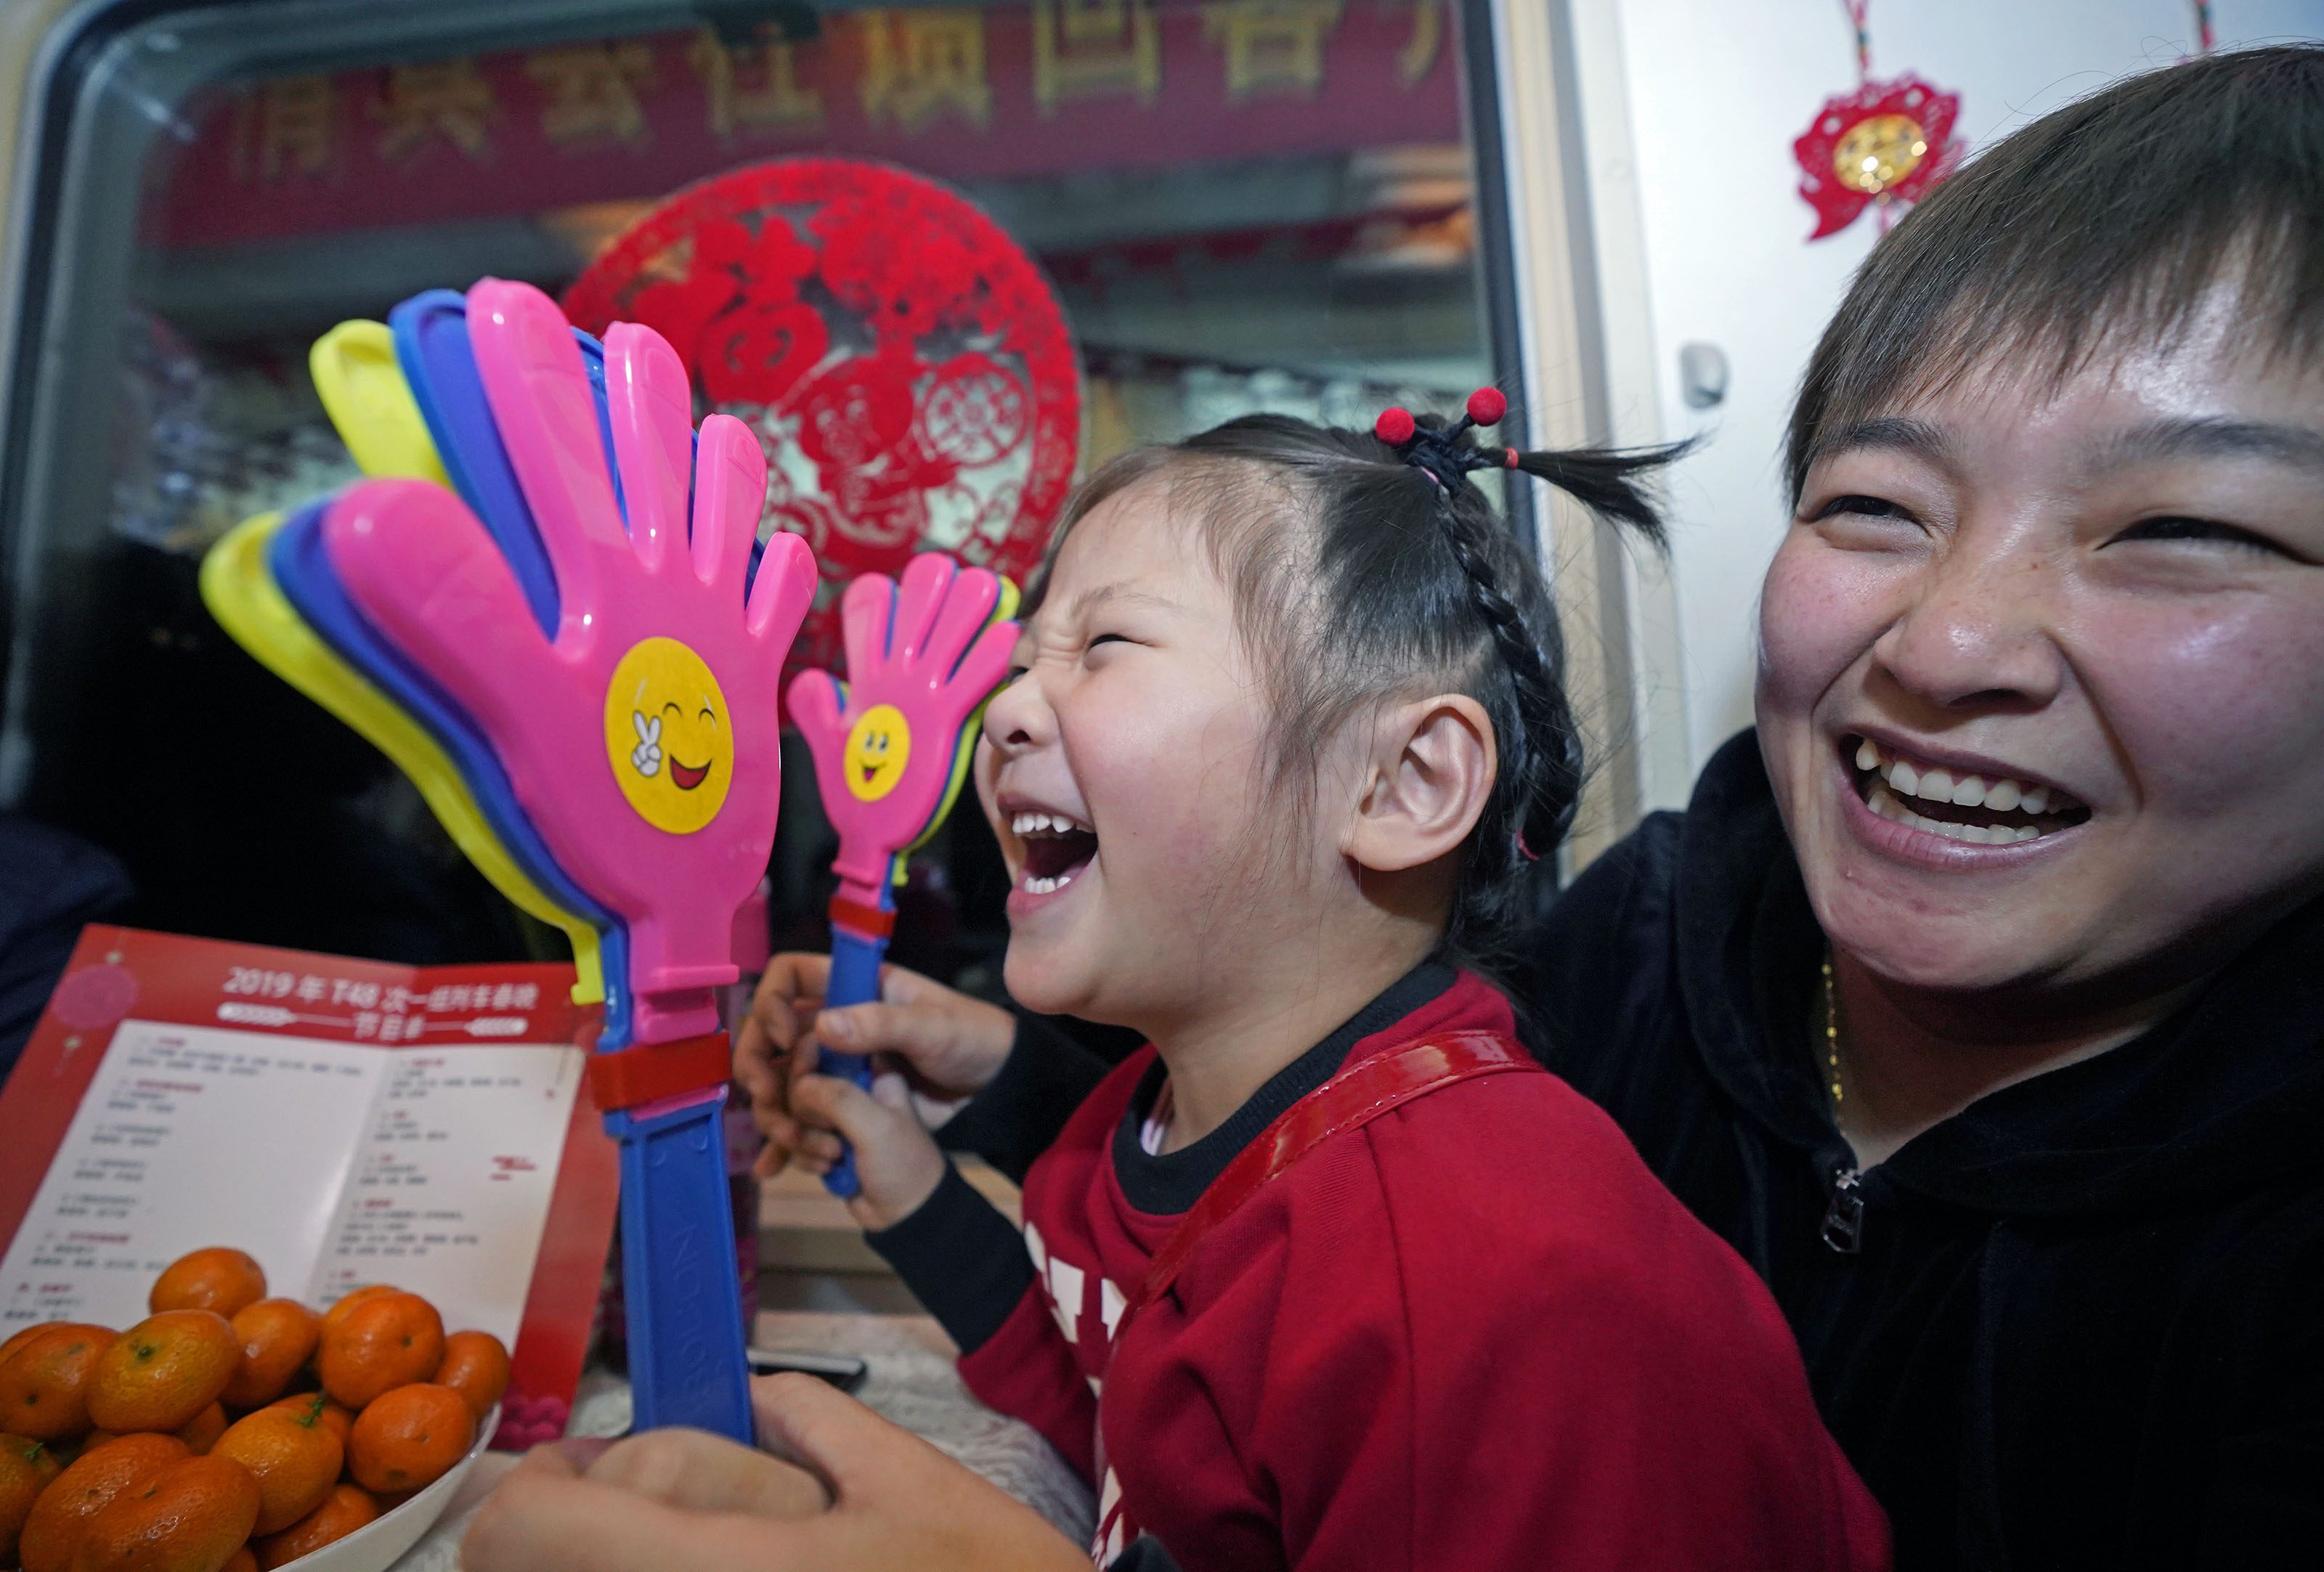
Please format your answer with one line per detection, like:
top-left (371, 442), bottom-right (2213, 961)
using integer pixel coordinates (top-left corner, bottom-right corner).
top-left (734, 953), bottom-right (1015, 1178)
top-left (787, 1055), bottom-right (951, 1231)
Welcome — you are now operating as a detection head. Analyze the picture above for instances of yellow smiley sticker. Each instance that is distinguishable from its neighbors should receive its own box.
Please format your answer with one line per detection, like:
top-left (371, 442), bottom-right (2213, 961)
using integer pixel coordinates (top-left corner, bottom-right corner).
top-left (842, 704), bottom-right (912, 802)
top-left (604, 637), bottom-right (734, 834)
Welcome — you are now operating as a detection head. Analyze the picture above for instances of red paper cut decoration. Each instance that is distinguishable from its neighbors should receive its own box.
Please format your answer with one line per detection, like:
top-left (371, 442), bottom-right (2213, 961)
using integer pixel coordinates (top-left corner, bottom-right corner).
top-left (1794, 74), bottom-right (1961, 240)
top-left (563, 159), bottom-right (1080, 704)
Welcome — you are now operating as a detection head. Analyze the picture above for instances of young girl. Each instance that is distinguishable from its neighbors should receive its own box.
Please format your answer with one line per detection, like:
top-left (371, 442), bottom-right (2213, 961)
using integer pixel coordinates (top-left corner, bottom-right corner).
top-left (781, 401), bottom-right (1888, 1572)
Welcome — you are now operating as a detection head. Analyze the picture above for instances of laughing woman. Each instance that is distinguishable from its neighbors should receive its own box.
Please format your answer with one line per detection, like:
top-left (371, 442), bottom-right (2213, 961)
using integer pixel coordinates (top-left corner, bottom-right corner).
top-left (467, 44), bottom-right (2324, 1572)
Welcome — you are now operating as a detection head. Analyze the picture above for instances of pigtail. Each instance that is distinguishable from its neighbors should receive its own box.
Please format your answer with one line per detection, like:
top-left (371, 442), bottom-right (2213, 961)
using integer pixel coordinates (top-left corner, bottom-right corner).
top-left (1378, 387), bottom-right (1683, 546)
top-left (1506, 447), bottom-right (1675, 547)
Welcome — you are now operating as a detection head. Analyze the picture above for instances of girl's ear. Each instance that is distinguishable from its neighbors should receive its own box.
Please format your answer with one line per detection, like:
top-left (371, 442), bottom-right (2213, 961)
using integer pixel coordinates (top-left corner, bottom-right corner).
top-left (1343, 694), bottom-right (1497, 873)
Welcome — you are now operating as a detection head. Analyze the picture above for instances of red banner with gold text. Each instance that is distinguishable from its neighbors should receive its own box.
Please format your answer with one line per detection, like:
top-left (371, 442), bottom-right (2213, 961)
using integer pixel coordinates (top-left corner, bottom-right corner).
top-left (151, 1), bottom-right (1460, 250)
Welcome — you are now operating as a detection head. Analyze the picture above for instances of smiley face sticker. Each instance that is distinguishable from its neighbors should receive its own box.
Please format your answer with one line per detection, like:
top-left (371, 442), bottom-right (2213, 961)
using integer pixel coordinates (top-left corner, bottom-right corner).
top-left (605, 637), bottom-right (734, 834)
top-left (842, 704), bottom-right (911, 802)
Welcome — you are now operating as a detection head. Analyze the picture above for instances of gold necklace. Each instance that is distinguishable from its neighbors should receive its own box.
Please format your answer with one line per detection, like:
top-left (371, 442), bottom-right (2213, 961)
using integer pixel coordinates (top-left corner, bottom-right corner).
top-left (1821, 948), bottom-right (1845, 1110)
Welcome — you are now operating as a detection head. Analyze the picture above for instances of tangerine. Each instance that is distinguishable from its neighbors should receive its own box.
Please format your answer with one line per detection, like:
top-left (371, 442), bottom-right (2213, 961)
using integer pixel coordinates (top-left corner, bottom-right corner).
top-left (173, 1403), bottom-right (227, 1457)
top-left (70, 1451), bottom-right (260, 1572)
top-left (0, 1324), bottom-right (114, 1441)
top-left (251, 1483), bottom-right (376, 1570)
top-left (17, 1433), bottom-right (189, 1572)
top-left (222, 1550), bottom-right (257, 1572)
top-left (433, 1331), bottom-right (510, 1421)
top-left (1, 1432), bottom-right (62, 1565)
top-left (1, 1321), bottom-right (57, 1367)
top-left (218, 1302), bottom-right (318, 1412)
top-left (85, 1314), bottom-right (237, 1435)
top-left (317, 1295), bottom-right (441, 1411)
top-left (211, 1400), bottom-right (341, 1536)
top-left (346, 1383), bottom-right (471, 1496)
top-left (148, 1250), bottom-right (267, 1321)
top-left (316, 1287), bottom-right (393, 1337)
top-left (261, 1394), bottom-right (350, 1452)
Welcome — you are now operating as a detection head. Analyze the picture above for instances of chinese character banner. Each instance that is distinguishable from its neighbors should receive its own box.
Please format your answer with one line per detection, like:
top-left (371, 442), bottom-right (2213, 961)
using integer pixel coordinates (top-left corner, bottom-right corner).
top-left (155, 1), bottom-right (1458, 251)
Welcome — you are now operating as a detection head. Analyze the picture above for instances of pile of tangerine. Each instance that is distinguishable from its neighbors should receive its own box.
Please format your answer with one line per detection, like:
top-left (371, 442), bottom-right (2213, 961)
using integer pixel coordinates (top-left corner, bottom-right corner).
top-left (0, 1247), bottom-right (508, 1572)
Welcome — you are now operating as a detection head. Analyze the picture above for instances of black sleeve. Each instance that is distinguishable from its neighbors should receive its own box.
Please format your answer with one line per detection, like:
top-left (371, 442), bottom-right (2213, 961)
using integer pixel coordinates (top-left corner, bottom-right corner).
top-left (0, 816), bottom-right (132, 1086)
top-left (864, 1163), bottom-right (1034, 1355)
top-left (1112, 1536), bottom-right (1184, 1572)
top-left (935, 1009), bottom-right (1117, 1184)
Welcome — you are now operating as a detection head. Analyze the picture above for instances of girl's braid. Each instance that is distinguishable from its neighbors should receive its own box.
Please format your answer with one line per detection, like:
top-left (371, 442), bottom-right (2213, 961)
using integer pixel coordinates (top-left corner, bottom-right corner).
top-left (1429, 505), bottom-right (1580, 857)
top-left (1376, 388), bottom-right (1677, 857)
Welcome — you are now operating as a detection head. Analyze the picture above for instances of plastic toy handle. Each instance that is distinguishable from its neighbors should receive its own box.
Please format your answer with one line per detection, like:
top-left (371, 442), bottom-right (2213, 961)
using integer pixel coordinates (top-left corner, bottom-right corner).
top-left (606, 1083), bottom-right (755, 1441)
top-left (818, 921), bottom-right (887, 1200)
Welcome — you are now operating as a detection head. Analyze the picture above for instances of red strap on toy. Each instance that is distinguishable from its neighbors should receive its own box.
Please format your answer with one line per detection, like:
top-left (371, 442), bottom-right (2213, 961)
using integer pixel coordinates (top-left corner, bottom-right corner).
top-left (828, 895), bottom-right (896, 940)
top-left (1123, 1031), bottom-right (1540, 1322)
top-left (587, 1031), bottom-right (732, 1112)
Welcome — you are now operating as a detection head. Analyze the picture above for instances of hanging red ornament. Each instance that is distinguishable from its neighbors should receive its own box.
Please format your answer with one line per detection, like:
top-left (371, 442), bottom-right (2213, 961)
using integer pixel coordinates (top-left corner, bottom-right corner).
top-left (1793, 3), bottom-right (1962, 241)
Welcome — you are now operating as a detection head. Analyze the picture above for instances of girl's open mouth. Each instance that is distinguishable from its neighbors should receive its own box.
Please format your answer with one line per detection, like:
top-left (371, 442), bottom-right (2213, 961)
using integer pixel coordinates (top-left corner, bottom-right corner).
top-left (1846, 736), bottom-right (2089, 847)
top-left (1012, 810), bottom-right (1097, 895)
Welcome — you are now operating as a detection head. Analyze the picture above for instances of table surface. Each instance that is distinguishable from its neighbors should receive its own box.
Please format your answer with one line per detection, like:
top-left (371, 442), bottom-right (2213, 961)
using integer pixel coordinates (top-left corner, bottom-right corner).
top-left (385, 1311), bottom-right (1095, 1571)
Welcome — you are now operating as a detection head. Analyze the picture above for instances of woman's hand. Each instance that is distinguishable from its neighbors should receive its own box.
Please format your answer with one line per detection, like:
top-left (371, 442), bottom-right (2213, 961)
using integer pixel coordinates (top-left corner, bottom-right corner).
top-left (463, 1374), bottom-right (1089, 1572)
top-left (460, 1412), bottom-right (828, 1572)
top-left (734, 953), bottom-right (1016, 1178)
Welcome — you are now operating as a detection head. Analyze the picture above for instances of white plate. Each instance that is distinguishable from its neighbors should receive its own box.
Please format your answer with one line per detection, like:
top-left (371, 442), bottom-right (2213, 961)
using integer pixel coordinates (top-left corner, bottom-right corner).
top-left (279, 1403), bottom-right (500, 1572)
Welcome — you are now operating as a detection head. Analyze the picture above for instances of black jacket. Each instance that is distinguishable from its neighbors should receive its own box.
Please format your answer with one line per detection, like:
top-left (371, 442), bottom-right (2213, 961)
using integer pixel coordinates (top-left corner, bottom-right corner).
top-left (951, 731), bottom-right (2324, 1571)
top-left (1523, 731), bottom-right (2324, 1571)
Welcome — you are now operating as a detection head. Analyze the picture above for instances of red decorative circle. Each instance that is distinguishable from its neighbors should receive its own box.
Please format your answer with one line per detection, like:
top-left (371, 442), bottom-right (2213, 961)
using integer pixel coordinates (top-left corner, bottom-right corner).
top-left (563, 160), bottom-right (1081, 706)
top-left (1465, 388), bottom-right (1508, 428)
top-left (1792, 75), bottom-right (1962, 241)
top-left (51, 964), bottom-right (139, 1031)
top-left (1374, 408), bottom-right (1416, 444)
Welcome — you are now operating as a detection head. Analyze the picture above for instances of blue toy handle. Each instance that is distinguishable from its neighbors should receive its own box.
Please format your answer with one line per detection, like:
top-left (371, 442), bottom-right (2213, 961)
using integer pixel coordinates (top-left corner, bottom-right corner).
top-left (819, 924), bottom-right (887, 1200)
top-left (604, 1086), bottom-right (755, 1443)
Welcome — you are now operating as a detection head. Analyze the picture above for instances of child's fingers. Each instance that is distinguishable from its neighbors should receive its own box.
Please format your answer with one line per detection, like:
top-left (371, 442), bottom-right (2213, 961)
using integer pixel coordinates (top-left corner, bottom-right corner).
top-left (750, 1099), bottom-right (799, 1146)
top-left (790, 1072), bottom-right (946, 1229)
top-left (731, 1012), bottom-right (781, 1109)
top-left (748, 953), bottom-right (831, 1057)
top-left (789, 1070), bottom-right (906, 1149)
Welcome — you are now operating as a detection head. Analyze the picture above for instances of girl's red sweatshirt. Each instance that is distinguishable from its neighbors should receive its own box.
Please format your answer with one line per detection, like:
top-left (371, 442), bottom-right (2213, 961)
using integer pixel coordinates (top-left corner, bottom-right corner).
top-left (867, 964), bottom-right (1890, 1572)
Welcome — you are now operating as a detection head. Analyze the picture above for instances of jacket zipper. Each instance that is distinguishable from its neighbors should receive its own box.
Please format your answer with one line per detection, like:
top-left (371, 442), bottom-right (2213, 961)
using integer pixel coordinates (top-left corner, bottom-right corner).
top-left (1821, 1166), bottom-right (1866, 1254)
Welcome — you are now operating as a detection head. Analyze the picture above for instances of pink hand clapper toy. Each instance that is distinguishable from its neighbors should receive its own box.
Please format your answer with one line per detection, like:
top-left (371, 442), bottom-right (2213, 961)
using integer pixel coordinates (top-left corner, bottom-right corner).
top-left (323, 281), bottom-right (816, 1042)
top-left (788, 553), bottom-right (1018, 1197)
top-left (320, 279), bottom-right (815, 1440)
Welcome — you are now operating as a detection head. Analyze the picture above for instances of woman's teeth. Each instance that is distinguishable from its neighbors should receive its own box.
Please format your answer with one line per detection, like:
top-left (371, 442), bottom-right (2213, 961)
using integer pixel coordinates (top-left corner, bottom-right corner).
top-left (1849, 736), bottom-right (2084, 846)
top-left (1866, 781), bottom-right (2044, 844)
top-left (1023, 873), bottom-right (1073, 895)
top-left (1850, 736), bottom-right (2051, 815)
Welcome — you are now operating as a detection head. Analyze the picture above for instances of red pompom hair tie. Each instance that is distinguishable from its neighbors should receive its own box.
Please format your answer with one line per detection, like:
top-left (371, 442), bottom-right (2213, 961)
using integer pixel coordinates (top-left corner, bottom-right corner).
top-left (1375, 388), bottom-right (1514, 496)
